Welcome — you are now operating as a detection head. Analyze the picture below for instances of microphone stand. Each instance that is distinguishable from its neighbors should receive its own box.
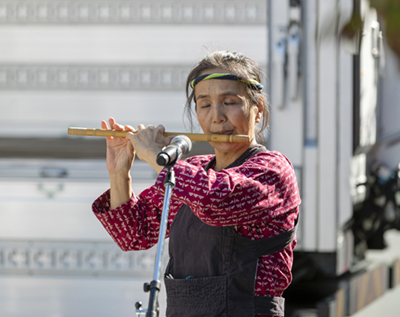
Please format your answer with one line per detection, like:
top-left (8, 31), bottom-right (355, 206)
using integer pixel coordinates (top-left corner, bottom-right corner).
top-left (135, 137), bottom-right (191, 317)
top-left (135, 165), bottom-right (175, 317)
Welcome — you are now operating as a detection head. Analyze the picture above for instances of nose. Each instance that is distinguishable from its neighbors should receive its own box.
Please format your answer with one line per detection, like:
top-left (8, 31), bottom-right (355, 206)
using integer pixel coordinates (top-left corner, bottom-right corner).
top-left (212, 104), bottom-right (226, 124)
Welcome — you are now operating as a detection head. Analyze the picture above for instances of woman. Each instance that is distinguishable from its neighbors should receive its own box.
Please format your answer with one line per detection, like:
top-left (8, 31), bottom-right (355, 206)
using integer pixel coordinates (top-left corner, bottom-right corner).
top-left (92, 50), bottom-right (300, 317)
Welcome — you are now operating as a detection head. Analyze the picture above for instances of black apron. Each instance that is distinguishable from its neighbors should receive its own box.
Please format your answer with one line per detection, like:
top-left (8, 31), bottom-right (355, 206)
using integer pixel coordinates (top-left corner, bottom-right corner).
top-left (164, 145), bottom-right (297, 317)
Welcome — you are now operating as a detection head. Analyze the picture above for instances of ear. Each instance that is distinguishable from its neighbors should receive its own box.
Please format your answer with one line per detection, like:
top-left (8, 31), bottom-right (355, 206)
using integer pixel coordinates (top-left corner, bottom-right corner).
top-left (254, 97), bottom-right (263, 123)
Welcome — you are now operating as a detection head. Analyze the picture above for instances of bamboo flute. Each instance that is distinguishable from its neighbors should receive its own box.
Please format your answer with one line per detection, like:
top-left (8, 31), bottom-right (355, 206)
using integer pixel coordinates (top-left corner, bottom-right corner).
top-left (67, 127), bottom-right (251, 143)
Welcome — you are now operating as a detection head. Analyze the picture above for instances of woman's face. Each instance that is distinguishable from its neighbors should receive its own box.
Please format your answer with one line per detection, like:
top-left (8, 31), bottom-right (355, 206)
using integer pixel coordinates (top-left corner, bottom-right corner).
top-left (194, 68), bottom-right (262, 155)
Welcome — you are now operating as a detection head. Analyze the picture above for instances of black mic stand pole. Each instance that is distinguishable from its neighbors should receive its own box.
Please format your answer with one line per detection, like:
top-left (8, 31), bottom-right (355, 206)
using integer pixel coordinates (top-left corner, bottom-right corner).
top-left (135, 162), bottom-right (177, 317)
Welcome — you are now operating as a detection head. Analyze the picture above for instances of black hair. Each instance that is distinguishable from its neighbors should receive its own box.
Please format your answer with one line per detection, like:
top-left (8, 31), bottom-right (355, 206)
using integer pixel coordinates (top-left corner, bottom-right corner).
top-left (184, 50), bottom-right (269, 144)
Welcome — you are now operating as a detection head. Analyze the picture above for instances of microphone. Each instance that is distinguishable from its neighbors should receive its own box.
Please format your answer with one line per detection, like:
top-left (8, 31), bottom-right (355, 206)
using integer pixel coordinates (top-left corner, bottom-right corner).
top-left (156, 135), bottom-right (192, 167)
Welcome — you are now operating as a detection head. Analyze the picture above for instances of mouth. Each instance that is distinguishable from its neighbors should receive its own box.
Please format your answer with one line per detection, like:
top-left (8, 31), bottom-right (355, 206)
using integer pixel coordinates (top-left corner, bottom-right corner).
top-left (212, 130), bottom-right (234, 135)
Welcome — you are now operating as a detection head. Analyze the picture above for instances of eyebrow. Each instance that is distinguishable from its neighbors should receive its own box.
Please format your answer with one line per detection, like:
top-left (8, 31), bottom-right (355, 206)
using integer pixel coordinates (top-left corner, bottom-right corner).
top-left (196, 90), bottom-right (241, 100)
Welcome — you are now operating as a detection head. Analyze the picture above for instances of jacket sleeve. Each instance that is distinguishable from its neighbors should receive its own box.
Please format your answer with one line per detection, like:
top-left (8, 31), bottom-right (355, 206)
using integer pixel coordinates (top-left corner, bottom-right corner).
top-left (92, 180), bottom-right (183, 251)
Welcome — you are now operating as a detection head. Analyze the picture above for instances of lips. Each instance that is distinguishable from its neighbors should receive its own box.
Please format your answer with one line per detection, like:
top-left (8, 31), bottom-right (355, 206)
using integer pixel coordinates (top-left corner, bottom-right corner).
top-left (212, 130), bottom-right (234, 135)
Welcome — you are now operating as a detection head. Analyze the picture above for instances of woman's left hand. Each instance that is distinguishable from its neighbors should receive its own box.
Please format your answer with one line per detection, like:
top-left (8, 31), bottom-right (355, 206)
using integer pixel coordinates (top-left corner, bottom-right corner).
top-left (126, 124), bottom-right (174, 174)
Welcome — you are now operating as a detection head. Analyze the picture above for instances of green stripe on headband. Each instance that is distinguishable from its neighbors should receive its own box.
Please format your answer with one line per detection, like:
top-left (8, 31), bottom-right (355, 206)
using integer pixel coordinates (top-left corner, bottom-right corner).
top-left (190, 73), bottom-right (263, 90)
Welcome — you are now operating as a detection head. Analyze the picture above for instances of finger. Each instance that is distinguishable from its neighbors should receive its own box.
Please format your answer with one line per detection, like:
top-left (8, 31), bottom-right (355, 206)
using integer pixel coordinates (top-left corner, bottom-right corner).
top-left (145, 124), bottom-right (155, 133)
top-left (109, 117), bottom-right (124, 131)
top-left (102, 120), bottom-right (113, 141)
top-left (124, 125), bottom-right (135, 132)
top-left (112, 120), bottom-right (124, 131)
top-left (101, 120), bottom-right (109, 130)
top-left (108, 117), bottom-right (115, 129)
top-left (155, 125), bottom-right (167, 142)
top-left (137, 124), bottom-right (146, 131)
top-left (165, 135), bottom-right (175, 145)
top-left (156, 124), bottom-right (165, 133)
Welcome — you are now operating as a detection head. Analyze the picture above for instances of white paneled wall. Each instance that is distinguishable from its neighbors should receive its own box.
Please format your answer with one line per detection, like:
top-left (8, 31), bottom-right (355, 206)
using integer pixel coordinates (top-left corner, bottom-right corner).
top-left (0, 1), bottom-right (267, 139)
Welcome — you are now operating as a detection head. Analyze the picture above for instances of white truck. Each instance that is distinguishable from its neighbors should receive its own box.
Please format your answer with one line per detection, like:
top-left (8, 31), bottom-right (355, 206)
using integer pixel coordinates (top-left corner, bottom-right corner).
top-left (0, 1), bottom-right (267, 316)
top-left (267, 0), bottom-right (400, 316)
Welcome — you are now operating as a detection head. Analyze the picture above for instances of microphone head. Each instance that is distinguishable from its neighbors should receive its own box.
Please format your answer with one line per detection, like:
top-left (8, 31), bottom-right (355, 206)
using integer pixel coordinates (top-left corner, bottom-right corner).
top-left (156, 153), bottom-right (169, 166)
top-left (171, 135), bottom-right (192, 154)
top-left (156, 135), bottom-right (193, 167)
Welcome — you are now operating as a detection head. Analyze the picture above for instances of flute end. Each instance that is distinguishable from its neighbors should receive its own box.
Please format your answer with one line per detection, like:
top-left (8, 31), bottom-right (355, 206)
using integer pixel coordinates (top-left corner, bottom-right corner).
top-left (68, 127), bottom-right (78, 135)
top-left (68, 127), bottom-right (87, 136)
top-left (237, 135), bottom-right (251, 143)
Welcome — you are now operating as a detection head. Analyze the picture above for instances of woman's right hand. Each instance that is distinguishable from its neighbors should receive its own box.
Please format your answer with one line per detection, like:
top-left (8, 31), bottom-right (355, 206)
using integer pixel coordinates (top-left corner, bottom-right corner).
top-left (101, 117), bottom-right (135, 177)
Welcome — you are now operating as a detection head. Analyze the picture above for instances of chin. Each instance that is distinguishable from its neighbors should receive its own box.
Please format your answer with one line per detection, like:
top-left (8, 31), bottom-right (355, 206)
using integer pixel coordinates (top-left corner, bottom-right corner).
top-left (211, 141), bottom-right (245, 153)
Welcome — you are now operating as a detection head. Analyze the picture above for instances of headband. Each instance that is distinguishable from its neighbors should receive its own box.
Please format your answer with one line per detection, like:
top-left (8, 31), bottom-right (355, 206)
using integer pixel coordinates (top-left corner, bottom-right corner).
top-left (190, 73), bottom-right (263, 91)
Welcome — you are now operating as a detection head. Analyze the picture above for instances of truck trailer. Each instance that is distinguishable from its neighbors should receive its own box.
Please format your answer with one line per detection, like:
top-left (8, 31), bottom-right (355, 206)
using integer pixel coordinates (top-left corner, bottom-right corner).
top-left (267, 0), bottom-right (400, 316)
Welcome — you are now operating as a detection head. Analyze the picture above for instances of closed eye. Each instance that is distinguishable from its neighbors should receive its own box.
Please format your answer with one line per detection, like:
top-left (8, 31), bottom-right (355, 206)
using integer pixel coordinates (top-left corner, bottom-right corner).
top-left (224, 101), bottom-right (237, 106)
top-left (223, 97), bottom-right (240, 106)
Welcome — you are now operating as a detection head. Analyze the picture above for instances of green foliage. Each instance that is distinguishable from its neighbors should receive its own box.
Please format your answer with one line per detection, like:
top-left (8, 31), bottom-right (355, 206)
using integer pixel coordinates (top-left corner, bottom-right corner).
top-left (340, 0), bottom-right (400, 61)
top-left (370, 0), bottom-right (400, 59)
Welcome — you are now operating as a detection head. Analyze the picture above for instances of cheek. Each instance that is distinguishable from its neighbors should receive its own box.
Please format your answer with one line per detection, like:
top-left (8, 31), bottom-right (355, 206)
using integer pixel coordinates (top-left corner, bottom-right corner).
top-left (238, 112), bottom-right (256, 133)
top-left (234, 109), bottom-right (252, 125)
top-left (196, 111), bottom-right (208, 130)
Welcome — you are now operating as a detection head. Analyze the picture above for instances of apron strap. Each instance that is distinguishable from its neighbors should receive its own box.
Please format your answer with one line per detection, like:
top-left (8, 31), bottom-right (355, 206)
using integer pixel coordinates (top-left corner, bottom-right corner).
top-left (255, 296), bottom-right (285, 316)
top-left (255, 218), bottom-right (298, 257)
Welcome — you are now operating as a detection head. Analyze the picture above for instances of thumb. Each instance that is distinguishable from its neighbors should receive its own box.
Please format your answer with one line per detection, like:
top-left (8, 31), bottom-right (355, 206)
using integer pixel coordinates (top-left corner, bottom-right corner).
top-left (165, 135), bottom-right (175, 145)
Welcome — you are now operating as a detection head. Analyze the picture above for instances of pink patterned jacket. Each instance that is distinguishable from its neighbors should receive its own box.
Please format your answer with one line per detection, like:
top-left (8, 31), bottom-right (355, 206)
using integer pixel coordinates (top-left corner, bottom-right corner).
top-left (92, 150), bottom-right (300, 315)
